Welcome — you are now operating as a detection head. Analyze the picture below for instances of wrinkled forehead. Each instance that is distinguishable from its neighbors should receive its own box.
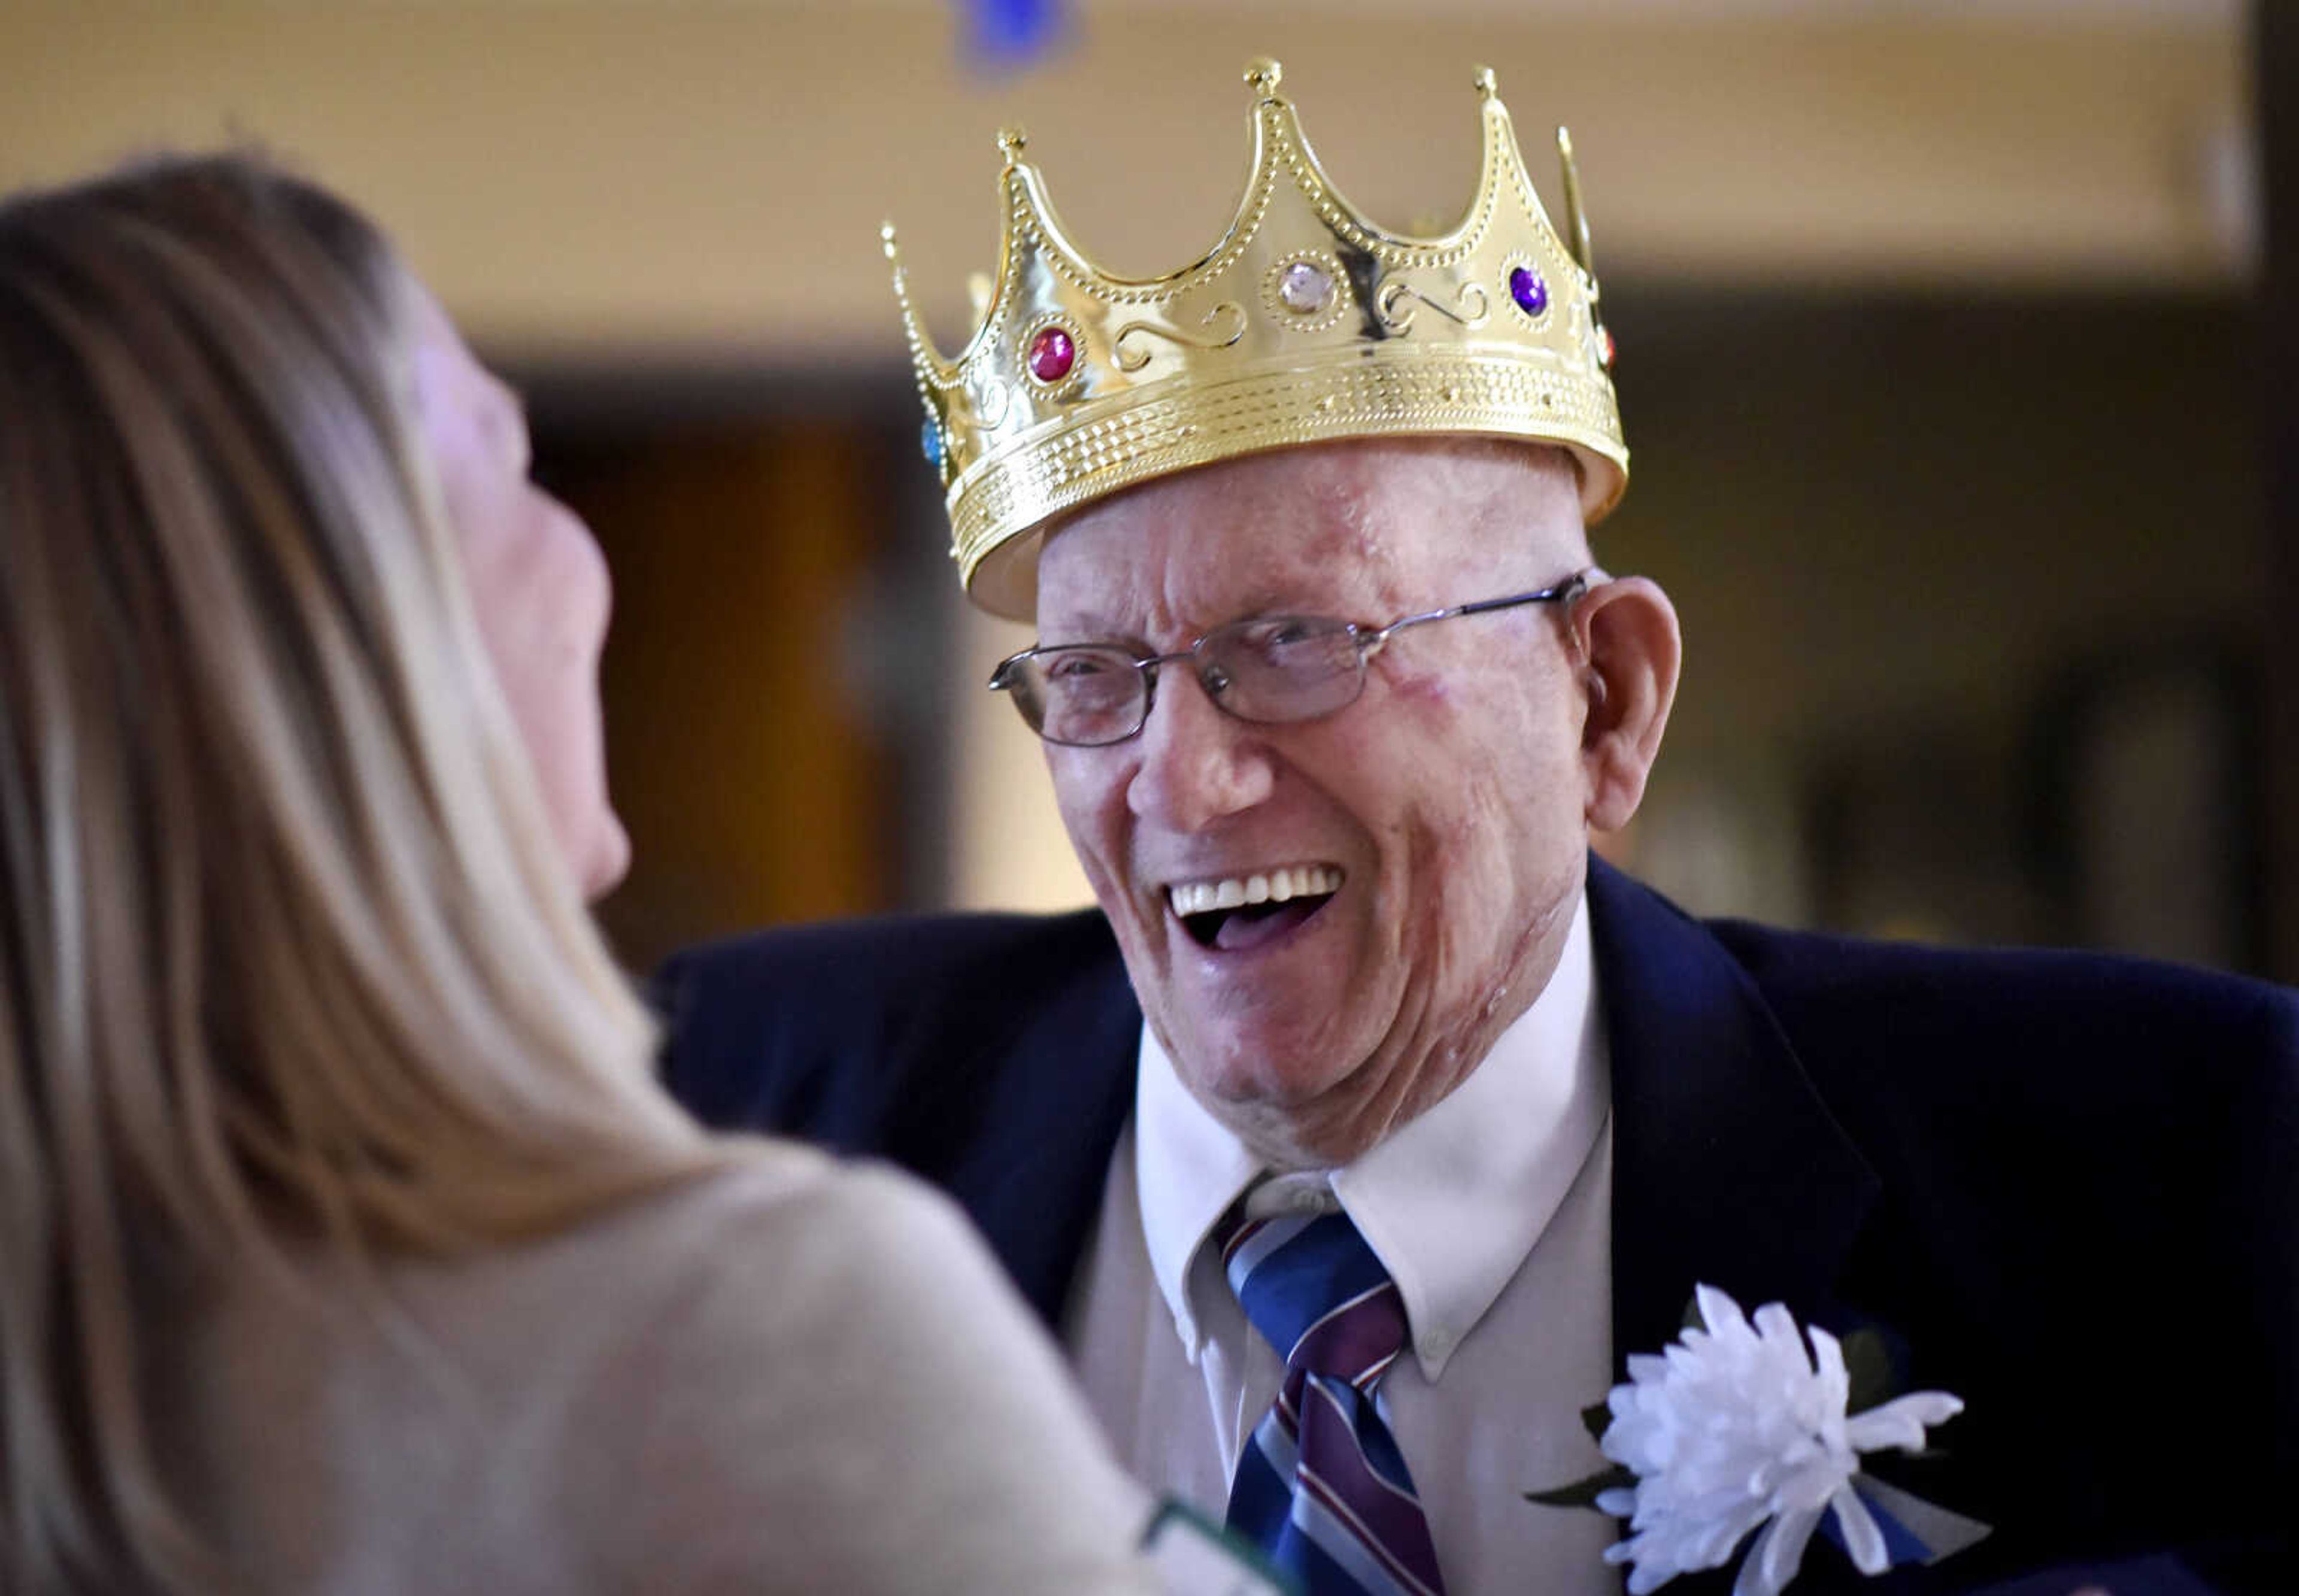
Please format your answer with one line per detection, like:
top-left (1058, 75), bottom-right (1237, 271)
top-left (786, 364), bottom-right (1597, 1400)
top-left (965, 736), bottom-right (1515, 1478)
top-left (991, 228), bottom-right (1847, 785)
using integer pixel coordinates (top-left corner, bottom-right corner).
top-left (1032, 437), bottom-right (1583, 635)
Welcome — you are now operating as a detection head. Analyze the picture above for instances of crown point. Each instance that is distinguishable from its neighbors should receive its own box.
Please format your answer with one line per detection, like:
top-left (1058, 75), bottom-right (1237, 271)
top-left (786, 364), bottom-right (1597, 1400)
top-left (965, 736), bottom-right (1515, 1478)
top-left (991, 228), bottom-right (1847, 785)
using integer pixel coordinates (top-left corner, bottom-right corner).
top-left (1557, 126), bottom-right (1596, 276)
top-left (1245, 59), bottom-right (1282, 97)
top-left (1473, 65), bottom-right (1499, 100)
top-left (880, 221), bottom-right (900, 259)
top-left (997, 125), bottom-right (1028, 164)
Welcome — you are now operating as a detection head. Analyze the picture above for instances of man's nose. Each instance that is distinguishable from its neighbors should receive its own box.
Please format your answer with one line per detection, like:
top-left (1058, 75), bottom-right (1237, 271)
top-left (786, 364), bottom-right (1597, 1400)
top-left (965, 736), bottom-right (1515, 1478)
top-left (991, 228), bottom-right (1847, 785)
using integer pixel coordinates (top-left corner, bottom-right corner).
top-left (1124, 665), bottom-right (1275, 829)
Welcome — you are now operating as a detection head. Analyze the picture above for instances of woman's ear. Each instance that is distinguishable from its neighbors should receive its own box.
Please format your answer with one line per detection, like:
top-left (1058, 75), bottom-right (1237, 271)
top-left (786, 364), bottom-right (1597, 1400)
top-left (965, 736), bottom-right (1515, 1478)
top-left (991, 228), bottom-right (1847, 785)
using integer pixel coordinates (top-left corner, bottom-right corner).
top-left (1570, 575), bottom-right (1681, 832)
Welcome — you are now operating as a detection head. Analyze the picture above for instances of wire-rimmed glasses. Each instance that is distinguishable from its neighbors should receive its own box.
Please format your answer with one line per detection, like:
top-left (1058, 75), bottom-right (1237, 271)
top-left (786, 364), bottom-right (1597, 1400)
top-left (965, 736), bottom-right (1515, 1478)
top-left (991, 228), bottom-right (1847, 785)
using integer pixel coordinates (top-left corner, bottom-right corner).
top-left (989, 571), bottom-right (1590, 748)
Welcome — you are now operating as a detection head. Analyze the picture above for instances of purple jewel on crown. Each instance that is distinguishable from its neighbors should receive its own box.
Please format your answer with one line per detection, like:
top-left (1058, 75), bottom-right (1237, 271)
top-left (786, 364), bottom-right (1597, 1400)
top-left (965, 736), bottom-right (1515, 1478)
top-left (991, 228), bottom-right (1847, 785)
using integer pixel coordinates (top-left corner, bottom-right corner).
top-left (1509, 265), bottom-right (1549, 318)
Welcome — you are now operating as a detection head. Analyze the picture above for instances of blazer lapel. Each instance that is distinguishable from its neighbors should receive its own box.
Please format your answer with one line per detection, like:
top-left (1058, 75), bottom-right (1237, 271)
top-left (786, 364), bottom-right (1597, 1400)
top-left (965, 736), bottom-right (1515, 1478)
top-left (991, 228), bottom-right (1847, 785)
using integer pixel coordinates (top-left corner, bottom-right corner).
top-left (934, 936), bottom-right (1143, 1328)
top-left (1585, 864), bottom-right (2068, 1594)
top-left (1587, 856), bottom-right (1882, 1376)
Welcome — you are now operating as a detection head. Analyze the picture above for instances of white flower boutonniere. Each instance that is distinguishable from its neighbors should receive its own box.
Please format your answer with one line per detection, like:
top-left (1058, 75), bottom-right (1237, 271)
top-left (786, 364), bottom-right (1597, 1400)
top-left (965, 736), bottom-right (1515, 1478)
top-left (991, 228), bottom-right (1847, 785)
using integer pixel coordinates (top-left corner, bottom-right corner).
top-left (1530, 1285), bottom-right (1988, 1595)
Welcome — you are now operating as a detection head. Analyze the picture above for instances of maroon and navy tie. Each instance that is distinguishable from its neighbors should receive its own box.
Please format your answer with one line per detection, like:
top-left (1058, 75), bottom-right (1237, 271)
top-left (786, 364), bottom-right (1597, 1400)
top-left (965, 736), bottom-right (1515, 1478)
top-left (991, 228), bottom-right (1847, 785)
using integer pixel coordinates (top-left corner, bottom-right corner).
top-left (1222, 1209), bottom-right (1449, 1596)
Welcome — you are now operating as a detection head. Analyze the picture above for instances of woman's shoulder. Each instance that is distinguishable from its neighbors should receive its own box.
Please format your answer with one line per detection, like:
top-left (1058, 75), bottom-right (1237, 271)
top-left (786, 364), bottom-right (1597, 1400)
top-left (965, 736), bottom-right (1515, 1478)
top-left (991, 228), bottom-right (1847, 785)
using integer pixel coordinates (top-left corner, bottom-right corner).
top-left (560, 1142), bottom-right (1000, 1324)
top-left (535, 1145), bottom-right (1163, 1595)
top-left (642, 1138), bottom-right (967, 1249)
top-left (596, 1145), bottom-right (1059, 1412)
top-left (164, 1146), bottom-right (1155, 1596)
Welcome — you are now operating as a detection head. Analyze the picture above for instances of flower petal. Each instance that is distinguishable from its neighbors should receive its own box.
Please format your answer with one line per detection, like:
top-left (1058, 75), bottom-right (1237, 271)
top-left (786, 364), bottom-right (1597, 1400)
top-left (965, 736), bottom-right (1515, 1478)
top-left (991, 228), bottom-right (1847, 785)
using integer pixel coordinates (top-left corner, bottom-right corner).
top-left (1751, 1301), bottom-right (1801, 1352)
top-left (1807, 1325), bottom-right (1849, 1408)
top-left (1692, 1503), bottom-right (1768, 1565)
top-left (1829, 1481), bottom-right (1889, 1573)
top-left (1613, 1542), bottom-right (1670, 1596)
top-left (1695, 1283), bottom-right (1749, 1336)
top-left (1627, 1353), bottom-right (1670, 1385)
top-left (1757, 1505), bottom-right (1822, 1592)
top-left (1843, 1391), bottom-right (1963, 1454)
top-left (1731, 1519), bottom-right (1784, 1596)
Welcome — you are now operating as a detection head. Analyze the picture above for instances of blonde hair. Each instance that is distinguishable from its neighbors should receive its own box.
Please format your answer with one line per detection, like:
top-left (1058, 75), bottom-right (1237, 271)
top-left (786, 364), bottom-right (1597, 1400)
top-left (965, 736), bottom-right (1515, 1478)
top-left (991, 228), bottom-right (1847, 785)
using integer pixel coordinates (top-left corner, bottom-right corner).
top-left (0, 155), bottom-right (727, 1592)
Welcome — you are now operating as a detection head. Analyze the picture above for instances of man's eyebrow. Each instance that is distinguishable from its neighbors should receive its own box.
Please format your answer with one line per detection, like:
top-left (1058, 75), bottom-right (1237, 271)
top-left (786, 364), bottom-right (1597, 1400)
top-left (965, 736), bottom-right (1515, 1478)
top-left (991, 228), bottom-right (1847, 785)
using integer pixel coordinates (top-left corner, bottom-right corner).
top-left (1039, 618), bottom-right (1148, 649)
top-left (1044, 593), bottom-right (1332, 646)
top-left (1229, 590), bottom-right (1312, 620)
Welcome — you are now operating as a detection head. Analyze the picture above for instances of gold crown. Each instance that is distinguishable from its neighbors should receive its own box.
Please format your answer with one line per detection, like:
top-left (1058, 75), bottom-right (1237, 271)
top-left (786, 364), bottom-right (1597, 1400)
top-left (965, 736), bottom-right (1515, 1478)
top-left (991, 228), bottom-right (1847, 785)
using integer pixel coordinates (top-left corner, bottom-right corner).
top-left (885, 59), bottom-right (1626, 620)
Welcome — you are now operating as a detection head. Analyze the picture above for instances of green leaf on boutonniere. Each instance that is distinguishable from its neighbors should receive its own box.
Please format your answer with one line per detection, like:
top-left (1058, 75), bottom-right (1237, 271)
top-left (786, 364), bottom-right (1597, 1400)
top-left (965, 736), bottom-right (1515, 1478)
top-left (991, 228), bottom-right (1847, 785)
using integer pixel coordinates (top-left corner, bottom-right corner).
top-left (1524, 1464), bottom-right (1635, 1510)
top-left (1579, 1400), bottom-right (1610, 1443)
top-left (1842, 1326), bottom-right (1894, 1416)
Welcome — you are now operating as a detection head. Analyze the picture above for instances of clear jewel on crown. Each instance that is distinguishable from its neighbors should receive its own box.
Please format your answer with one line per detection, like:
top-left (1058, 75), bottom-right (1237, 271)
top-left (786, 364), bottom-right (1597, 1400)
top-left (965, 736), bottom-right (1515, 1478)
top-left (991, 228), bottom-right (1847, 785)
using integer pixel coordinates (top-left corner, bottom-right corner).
top-left (1278, 260), bottom-right (1335, 315)
top-left (884, 59), bottom-right (1629, 618)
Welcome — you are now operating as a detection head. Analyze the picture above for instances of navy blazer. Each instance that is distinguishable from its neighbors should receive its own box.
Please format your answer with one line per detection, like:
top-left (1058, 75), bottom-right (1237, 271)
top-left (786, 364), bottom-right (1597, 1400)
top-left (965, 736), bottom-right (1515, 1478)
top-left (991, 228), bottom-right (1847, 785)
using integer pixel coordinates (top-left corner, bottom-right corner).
top-left (659, 858), bottom-right (2299, 1594)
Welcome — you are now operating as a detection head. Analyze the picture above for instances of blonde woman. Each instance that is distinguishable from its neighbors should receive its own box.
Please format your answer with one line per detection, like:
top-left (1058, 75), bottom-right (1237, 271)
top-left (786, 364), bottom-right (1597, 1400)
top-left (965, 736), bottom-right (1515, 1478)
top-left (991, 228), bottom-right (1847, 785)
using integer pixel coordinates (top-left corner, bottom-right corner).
top-left (0, 156), bottom-right (1160, 1595)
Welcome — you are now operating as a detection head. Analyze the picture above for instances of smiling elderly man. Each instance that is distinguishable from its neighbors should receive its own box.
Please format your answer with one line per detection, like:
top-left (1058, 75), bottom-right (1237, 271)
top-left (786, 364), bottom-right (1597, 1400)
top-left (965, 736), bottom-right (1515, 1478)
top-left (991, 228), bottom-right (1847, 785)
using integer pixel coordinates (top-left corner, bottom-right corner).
top-left (1032, 435), bottom-right (1669, 1176)
top-left (660, 63), bottom-right (2297, 1596)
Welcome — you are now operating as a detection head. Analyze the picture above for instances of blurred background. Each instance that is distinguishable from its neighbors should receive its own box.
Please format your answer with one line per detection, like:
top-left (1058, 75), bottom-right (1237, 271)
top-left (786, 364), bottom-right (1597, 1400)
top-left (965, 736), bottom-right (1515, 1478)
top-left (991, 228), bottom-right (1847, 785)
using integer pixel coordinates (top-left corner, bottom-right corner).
top-left (6, 1), bottom-right (2295, 981)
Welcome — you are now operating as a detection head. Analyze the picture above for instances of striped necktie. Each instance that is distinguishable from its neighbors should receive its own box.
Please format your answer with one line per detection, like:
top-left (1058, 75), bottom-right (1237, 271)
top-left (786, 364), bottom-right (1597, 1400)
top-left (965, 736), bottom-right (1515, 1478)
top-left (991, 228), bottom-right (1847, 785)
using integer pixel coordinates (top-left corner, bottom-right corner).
top-left (1222, 1209), bottom-right (1449, 1596)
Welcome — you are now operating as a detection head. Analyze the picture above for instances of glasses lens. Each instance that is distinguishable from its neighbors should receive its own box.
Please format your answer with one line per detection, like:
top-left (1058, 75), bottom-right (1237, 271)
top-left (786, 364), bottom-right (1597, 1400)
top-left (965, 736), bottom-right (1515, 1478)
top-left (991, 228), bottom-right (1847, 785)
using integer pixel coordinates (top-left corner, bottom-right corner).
top-left (1200, 615), bottom-right (1364, 723)
top-left (1003, 645), bottom-right (1146, 745)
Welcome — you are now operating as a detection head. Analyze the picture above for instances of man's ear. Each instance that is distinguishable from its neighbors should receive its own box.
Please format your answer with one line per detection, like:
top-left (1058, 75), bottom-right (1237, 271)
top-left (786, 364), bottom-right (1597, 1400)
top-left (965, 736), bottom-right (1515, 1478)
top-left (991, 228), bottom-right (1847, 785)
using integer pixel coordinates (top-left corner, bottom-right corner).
top-left (1571, 575), bottom-right (1681, 832)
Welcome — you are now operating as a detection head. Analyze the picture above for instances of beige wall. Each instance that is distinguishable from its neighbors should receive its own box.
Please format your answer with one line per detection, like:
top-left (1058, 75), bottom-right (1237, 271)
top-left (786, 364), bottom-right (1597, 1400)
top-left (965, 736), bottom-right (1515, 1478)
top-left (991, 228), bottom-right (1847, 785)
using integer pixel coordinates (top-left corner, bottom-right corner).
top-left (0, 2), bottom-right (2249, 362)
top-left (0, 2), bottom-right (2259, 924)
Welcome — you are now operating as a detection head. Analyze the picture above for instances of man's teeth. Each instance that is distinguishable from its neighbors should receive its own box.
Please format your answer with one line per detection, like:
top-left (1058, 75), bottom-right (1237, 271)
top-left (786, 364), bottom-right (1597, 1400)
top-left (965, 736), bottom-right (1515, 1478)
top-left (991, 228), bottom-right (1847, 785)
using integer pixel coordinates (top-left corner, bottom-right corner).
top-left (1168, 865), bottom-right (1343, 919)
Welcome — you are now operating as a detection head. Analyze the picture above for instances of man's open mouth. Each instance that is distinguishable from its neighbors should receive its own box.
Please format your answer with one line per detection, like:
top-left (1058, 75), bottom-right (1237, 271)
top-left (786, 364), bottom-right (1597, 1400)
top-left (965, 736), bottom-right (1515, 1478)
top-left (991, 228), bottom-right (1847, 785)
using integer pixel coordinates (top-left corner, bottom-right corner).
top-left (1167, 864), bottom-right (1343, 951)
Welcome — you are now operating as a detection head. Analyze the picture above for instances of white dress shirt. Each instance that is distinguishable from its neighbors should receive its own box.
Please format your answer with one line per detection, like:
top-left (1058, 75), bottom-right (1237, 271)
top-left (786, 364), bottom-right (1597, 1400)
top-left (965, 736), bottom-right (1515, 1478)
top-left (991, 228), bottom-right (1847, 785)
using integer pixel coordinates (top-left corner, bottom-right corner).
top-left (1066, 890), bottom-right (1622, 1596)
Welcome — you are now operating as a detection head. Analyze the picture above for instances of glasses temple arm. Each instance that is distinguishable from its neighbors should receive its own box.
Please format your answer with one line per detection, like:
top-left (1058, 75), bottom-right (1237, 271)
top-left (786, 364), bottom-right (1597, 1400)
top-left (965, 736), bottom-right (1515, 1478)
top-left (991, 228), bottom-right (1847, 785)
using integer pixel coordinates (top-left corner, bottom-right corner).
top-left (1365, 574), bottom-right (1590, 655)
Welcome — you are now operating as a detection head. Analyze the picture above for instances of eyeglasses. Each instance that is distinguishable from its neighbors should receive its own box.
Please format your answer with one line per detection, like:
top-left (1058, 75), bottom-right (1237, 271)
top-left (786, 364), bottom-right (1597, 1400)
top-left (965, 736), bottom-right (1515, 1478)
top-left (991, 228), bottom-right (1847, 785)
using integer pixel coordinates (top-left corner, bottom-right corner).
top-left (989, 571), bottom-right (1590, 748)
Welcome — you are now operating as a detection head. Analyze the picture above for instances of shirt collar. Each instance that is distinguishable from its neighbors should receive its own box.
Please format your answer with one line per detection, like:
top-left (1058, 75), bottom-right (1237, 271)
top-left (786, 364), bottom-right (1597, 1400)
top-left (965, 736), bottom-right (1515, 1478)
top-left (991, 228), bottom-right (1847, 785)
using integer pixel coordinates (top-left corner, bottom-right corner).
top-left (1135, 1019), bottom-right (1263, 1357)
top-left (1133, 889), bottom-right (1609, 1380)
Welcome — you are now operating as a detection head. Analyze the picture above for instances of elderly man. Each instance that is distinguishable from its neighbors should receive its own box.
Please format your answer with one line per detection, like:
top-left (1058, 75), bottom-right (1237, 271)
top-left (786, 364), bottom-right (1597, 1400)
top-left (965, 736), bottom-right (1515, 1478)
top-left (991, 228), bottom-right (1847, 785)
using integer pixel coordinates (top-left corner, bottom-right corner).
top-left (660, 62), bottom-right (2296, 1596)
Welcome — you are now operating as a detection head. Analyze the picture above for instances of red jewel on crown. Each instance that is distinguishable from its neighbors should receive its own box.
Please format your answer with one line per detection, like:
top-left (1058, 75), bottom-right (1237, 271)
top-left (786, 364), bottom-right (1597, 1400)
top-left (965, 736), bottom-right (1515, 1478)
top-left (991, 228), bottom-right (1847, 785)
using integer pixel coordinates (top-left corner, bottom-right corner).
top-left (1026, 325), bottom-right (1076, 384)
